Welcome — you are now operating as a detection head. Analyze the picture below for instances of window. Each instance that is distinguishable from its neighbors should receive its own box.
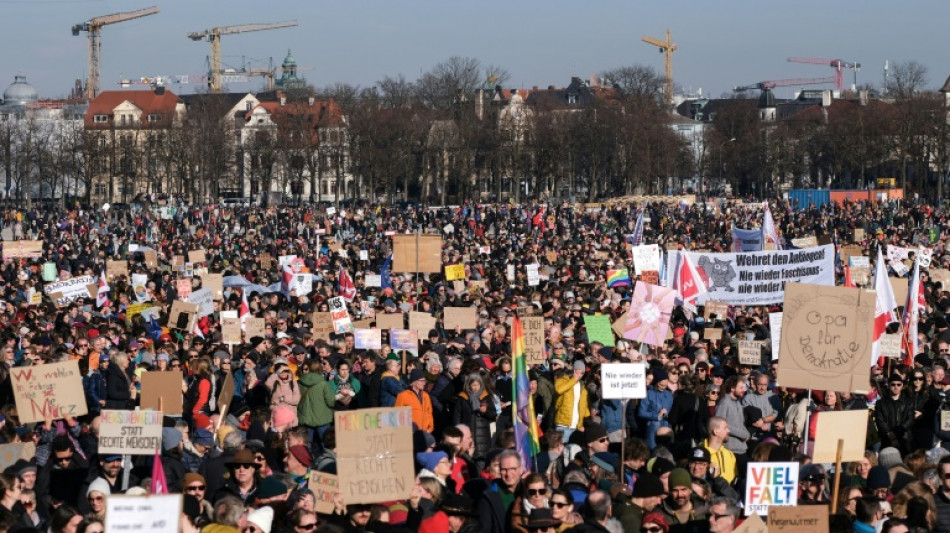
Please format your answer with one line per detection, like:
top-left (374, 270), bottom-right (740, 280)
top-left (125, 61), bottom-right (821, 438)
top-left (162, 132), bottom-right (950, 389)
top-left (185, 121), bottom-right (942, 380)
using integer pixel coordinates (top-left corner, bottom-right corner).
top-left (120, 114), bottom-right (128, 126)
top-left (567, 94), bottom-right (577, 104)
top-left (246, 101), bottom-right (253, 111)
top-left (94, 183), bottom-right (109, 196)
top-left (94, 114), bottom-right (109, 123)
top-left (148, 114), bottom-right (162, 123)
top-left (98, 137), bottom-right (107, 148)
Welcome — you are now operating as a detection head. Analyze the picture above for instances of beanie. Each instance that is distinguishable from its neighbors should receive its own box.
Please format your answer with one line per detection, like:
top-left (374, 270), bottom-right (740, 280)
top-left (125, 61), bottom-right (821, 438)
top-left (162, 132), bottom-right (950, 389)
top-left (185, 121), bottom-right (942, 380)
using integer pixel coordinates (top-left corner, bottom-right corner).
top-left (584, 422), bottom-right (608, 444)
top-left (288, 445), bottom-right (312, 467)
top-left (878, 447), bottom-right (903, 471)
top-left (87, 477), bottom-right (111, 498)
top-left (668, 468), bottom-right (692, 490)
top-left (162, 427), bottom-right (182, 451)
top-left (867, 465), bottom-right (891, 490)
top-left (415, 451), bottom-right (448, 473)
top-left (247, 506), bottom-right (274, 533)
top-left (183, 473), bottom-right (205, 489)
top-left (271, 404), bottom-right (297, 430)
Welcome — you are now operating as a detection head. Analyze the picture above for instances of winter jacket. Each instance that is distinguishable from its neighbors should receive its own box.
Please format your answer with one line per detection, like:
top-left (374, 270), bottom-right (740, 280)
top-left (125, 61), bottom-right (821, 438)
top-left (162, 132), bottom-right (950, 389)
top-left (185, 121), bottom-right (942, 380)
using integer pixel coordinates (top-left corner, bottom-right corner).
top-left (669, 390), bottom-right (707, 447)
top-left (265, 373), bottom-right (301, 407)
top-left (453, 389), bottom-right (497, 460)
top-left (600, 399), bottom-right (624, 435)
top-left (380, 371), bottom-right (407, 407)
top-left (395, 388), bottom-right (434, 433)
top-left (702, 438), bottom-right (738, 484)
top-left (553, 376), bottom-right (590, 428)
top-left (105, 364), bottom-right (133, 410)
top-left (329, 374), bottom-right (362, 410)
top-left (297, 373), bottom-right (336, 428)
top-left (875, 394), bottom-right (914, 453)
top-left (638, 386), bottom-right (673, 449)
top-left (714, 394), bottom-right (750, 455)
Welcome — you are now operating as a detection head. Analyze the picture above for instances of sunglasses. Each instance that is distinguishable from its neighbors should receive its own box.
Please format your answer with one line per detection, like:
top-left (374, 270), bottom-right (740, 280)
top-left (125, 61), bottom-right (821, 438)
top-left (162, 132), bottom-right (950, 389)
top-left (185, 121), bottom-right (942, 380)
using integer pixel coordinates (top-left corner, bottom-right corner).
top-left (55, 455), bottom-right (72, 463)
top-left (642, 528), bottom-right (663, 533)
top-left (186, 485), bottom-right (206, 492)
top-left (234, 464), bottom-right (255, 470)
top-left (551, 501), bottom-right (570, 508)
top-left (527, 488), bottom-right (546, 496)
top-left (913, 377), bottom-right (925, 381)
top-left (708, 391), bottom-right (720, 396)
top-left (296, 524), bottom-right (317, 531)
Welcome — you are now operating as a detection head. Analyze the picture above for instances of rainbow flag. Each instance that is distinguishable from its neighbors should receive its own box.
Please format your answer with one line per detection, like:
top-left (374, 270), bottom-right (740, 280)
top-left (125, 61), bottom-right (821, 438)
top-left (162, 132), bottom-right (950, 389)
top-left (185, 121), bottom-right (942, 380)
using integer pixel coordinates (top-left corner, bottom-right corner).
top-left (607, 268), bottom-right (631, 288)
top-left (512, 317), bottom-right (541, 468)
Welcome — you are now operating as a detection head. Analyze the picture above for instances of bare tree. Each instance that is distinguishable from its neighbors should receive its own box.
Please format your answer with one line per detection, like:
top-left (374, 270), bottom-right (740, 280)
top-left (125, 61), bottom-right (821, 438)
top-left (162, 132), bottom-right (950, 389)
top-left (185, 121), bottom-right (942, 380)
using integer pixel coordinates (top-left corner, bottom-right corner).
top-left (884, 61), bottom-right (929, 99)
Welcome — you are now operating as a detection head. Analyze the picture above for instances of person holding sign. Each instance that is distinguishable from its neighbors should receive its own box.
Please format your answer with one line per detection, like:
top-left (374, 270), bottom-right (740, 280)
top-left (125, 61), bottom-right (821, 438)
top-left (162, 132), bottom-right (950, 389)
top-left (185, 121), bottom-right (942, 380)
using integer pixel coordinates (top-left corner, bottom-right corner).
top-left (452, 373), bottom-right (498, 464)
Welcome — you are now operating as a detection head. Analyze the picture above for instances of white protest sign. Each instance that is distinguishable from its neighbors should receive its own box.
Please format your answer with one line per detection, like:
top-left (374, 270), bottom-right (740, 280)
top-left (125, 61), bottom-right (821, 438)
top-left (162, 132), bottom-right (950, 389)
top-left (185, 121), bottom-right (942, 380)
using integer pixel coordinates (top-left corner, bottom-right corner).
top-left (745, 462), bottom-right (798, 515)
top-left (769, 312), bottom-right (782, 361)
top-left (43, 275), bottom-right (96, 305)
top-left (526, 264), bottom-right (540, 286)
top-left (365, 274), bottom-right (381, 288)
top-left (189, 288), bottom-right (215, 318)
top-left (354, 329), bottom-right (382, 350)
top-left (329, 296), bottom-right (353, 333)
top-left (99, 410), bottom-right (163, 455)
top-left (105, 494), bottom-right (181, 533)
top-left (278, 255), bottom-right (297, 268)
top-left (632, 244), bottom-right (660, 275)
top-left (132, 273), bottom-right (150, 303)
top-left (359, 250), bottom-right (369, 261)
top-left (880, 333), bottom-right (902, 358)
top-left (506, 264), bottom-right (515, 282)
top-left (290, 273), bottom-right (312, 295)
top-left (600, 363), bottom-right (647, 400)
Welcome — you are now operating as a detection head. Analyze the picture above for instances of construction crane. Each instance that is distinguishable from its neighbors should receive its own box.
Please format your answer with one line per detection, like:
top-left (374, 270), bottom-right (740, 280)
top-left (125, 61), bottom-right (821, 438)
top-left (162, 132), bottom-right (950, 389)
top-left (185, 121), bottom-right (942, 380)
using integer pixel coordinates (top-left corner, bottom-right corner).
top-left (72, 6), bottom-right (160, 100)
top-left (787, 57), bottom-right (862, 91)
top-left (187, 21), bottom-right (298, 93)
top-left (733, 76), bottom-right (836, 93)
top-left (641, 28), bottom-right (678, 106)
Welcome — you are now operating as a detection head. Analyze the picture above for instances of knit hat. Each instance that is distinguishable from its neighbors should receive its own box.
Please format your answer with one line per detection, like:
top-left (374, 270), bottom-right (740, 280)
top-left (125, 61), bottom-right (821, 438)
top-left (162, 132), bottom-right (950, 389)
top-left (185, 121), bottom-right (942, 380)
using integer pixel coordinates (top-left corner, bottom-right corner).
top-left (867, 465), bottom-right (890, 491)
top-left (573, 360), bottom-right (586, 372)
top-left (878, 447), bottom-right (903, 470)
top-left (415, 451), bottom-right (448, 473)
top-left (288, 445), bottom-right (312, 467)
top-left (642, 512), bottom-right (670, 533)
top-left (591, 452), bottom-right (618, 474)
top-left (652, 368), bottom-right (669, 383)
top-left (584, 421), bottom-right (608, 444)
top-left (632, 473), bottom-right (665, 498)
top-left (668, 468), bottom-right (692, 490)
top-left (247, 506), bottom-right (274, 533)
top-left (271, 404), bottom-right (297, 430)
top-left (183, 473), bottom-right (205, 489)
top-left (194, 413), bottom-right (212, 431)
top-left (86, 477), bottom-right (111, 498)
top-left (193, 428), bottom-right (214, 447)
top-left (162, 427), bottom-right (182, 451)
top-left (648, 457), bottom-right (675, 477)
top-left (215, 425), bottom-right (234, 448)
top-left (257, 476), bottom-right (289, 500)
top-left (408, 369), bottom-right (426, 383)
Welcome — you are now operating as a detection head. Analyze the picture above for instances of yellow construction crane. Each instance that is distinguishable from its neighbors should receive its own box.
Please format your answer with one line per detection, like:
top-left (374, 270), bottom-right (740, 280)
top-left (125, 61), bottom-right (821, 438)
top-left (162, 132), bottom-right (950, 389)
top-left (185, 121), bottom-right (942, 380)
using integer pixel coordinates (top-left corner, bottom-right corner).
top-left (188, 21), bottom-right (298, 93)
top-left (72, 6), bottom-right (160, 100)
top-left (641, 28), bottom-right (678, 105)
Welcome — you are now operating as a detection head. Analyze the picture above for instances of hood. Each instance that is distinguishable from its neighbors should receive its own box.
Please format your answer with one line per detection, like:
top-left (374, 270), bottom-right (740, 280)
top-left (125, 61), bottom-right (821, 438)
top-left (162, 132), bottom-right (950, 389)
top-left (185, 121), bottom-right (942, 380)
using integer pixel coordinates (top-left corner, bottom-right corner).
top-left (298, 372), bottom-right (325, 388)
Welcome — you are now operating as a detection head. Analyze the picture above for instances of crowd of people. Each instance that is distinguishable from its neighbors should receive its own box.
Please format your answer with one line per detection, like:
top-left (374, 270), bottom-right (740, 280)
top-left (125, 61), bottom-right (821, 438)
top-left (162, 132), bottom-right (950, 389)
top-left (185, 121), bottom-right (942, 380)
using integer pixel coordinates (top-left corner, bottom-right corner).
top-left (0, 196), bottom-right (947, 533)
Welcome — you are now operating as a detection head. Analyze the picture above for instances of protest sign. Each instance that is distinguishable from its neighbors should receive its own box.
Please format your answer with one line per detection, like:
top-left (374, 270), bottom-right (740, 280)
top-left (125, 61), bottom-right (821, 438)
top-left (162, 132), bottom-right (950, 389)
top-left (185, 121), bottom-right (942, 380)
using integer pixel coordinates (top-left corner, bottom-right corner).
top-left (245, 317), bottom-right (266, 340)
top-left (631, 244), bottom-right (660, 274)
top-left (769, 312), bottom-right (782, 360)
top-left (335, 407), bottom-right (414, 504)
top-left (392, 234), bottom-right (442, 273)
top-left (328, 296), bottom-right (353, 333)
top-left (0, 443), bottom-right (35, 471)
top-left (612, 311), bottom-right (628, 340)
top-left (2, 240), bottom-right (42, 260)
top-left (140, 370), bottom-right (184, 415)
top-left (745, 462), bottom-right (798, 515)
top-left (738, 340), bottom-right (763, 366)
top-left (390, 329), bottom-right (418, 354)
top-left (777, 283), bottom-right (874, 393)
top-left (201, 273), bottom-right (224, 300)
top-left (190, 288), bottom-right (214, 318)
top-left (188, 250), bottom-right (207, 264)
top-left (624, 282), bottom-right (675, 347)
top-left (443, 307), bottom-right (477, 330)
top-left (839, 245), bottom-right (863, 265)
top-left (375, 313), bottom-right (404, 331)
top-left (812, 410), bottom-right (868, 464)
top-left (704, 301), bottom-right (730, 321)
top-left (523, 317), bottom-right (546, 365)
top-left (11, 360), bottom-right (87, 423)
top-left (44, 276), bottom-right (96, 306)
top-left (132, 273), bottom-right (151, 303)
top-left (221, 317), bottom-right (241, 344)
top-left (352, 318), bottom-right (373, 330)
top-left (526, 264), bottom-right (540, 286)
top-left (704, 328), bottom-right (723, 341)
top-left (890, 277), bottom-right (909, 304)
top-left (176, 278), bottom-right (192, 302)
top-left (733, 514), bottom-right (769, 533)
top-left (584, 315), bottom-right (615, 347)
top-left (600, 363), bottom-right (647, 400)
top-left (99, 410), bottom-right (163, 455)
top-left (218, 371), bottom-right (235, 411)
top-left (42, 262), bottom-right (56, 281)
top-left (880, 333), bottom-right (902, 358)
top-left (931, 269), bottom-right (950, 291)
top-left (854, 228), bottom-right (866, 242)
top-left (143, 250), bottom-right (158, 269)
top-left (768, 505), bottom-right (829, 533)
top-left (640, 270), bottom-right (659, 284)
top-left (365, 274), bottom-right (381, 287)
top-left (667, 245), bottom-right (835, 305)
top-left (311, 312), bottom-right (335, 341)
top-left (105, 494), bottom-right (181, 533)
top-left (168, 300), bottom-right (197, 331)
top-left (409, 311), bottom-right (438, 337)
top-left (309, 471), bottom-right (339, 514)
top-left (790, 236), bottom-right (819, 249)
top-left (354, 329), bottom-right (382, 350)
top-left (106, 260), bottom-right (129, 279)
top-left (733, 228), bottom-right (764, 251)
top-left (444, 264), bottom-right (466, 281)
top-left (171, 255), bottom-right (185, 271)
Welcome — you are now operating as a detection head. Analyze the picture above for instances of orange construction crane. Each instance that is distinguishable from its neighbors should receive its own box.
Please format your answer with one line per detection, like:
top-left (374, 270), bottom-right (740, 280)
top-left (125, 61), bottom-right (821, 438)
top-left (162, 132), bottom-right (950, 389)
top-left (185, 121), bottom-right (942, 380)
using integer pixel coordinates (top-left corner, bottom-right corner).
top-left (188, 21), bottom-right (298, 93)
top-left (641, 28), bottom-right (677, 105)
top-left (72, 6), bottom-right (160, 100)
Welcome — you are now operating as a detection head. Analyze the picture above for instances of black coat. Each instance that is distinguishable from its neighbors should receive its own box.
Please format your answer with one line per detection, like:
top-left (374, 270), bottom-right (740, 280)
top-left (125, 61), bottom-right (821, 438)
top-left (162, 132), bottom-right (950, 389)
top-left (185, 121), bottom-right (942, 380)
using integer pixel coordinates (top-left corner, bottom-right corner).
top-left (668, 390), bottom-right (707, 447)
top-left (105, 364), bottom-right (133, 410)
top-left (453, 390), bottom-right (497, 461)
top-left (875, 394), bottom-right (914, 453)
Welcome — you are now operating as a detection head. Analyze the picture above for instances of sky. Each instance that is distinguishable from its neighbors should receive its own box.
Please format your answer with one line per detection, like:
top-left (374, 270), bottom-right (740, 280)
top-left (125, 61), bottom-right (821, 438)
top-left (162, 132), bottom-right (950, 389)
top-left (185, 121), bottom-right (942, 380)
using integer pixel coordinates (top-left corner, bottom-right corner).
top-left (3, 0), bottom-right (949, 101)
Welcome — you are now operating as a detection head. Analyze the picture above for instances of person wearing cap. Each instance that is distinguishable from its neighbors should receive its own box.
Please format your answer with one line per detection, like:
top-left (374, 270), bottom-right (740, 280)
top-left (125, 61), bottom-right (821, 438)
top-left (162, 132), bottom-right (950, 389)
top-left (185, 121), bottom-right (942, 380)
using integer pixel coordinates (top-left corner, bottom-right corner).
top-left (638, 368), bottom-right (674, 449)
top-left (214, 449), bottom-right (261, 506)
top-left (77, 450), bottom-right (132, 514)
top-left (553, 360), bottom-right (590, 443)
top-left (284, 445), bottom-right (312, 490)
top-left (265, 361), bottom-right (301, 408)
top-left (395, 369), bottom-right (434, 433)
top-left (657, 468), bottom-right (707, 530)
top-left (613, 472), bottom-right (664, 533)
top-left (686, 447), bottom-right (738, 501)
top-left (182, 473), bottom-right (213, 520)
top-left (875, 374), bottom-right (914, 455)
top-left (441, 491), bottom-right (480, 533)
top-left (380, 354), bottom-right (407, 407)
top-left (798, 463), bottom-right (828, 504)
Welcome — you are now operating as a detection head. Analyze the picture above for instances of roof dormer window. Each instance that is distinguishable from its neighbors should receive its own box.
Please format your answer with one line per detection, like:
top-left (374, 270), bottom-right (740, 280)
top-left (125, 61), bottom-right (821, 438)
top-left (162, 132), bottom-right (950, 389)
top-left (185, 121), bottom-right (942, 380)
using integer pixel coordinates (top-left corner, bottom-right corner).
top-left (94, 114), bottom-right (109, 123)
top-left (148, 114), bottom-right (162, 123)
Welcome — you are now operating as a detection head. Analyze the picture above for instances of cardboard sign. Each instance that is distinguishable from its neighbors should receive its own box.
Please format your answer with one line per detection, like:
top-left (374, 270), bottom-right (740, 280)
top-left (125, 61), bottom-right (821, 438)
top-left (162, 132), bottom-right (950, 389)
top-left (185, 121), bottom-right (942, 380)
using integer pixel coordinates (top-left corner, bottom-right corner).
top-left (704, 328), bottom-right (723, 341)
top-left (309, 471), bottom-right (339, 515)
top-left (410, 311), bottom-right (438, 338)
top-left (375, 313), bottom-right (404, 331)
top-left (930, 269), bottom-right (950, 291)
top-left (778, 283), bottom-right (874, 394)
top-left (365, 274), bottom-right (381, 288)
top-left (221, 317), bottom-right (241, 344)
top-left (839, 245), bottom-right (863, 265)
top-left (354, 329), bottom-right (382, 350)
top-left (624, 282), bottom-right (675, 347)
top-left (168, 300), bottom-right (198, 331)
top-left (312, 312), bottom-right (335, 341)
top-left (443, 307), bottom-right (477, 330)
top-left (545, 251), bottom-right (558, 263)
top-left (245, 317), bottom-right (266, 340)
top-left (791, 236), bottom-right (819, 249)
top-left (11, 360), bottom-right (87, 423)
top-left (0, 443), bottom-right (35, 471)
top-left (738, 340), bottom-right (763, 366)
top-left (105, 494), bottom-right (181, 533)
top-left (140, 370), bottom-right (184, 415)
top-left (515, 306), bottom-right (540, 318)
top-left (889, 276), bottom-right (909, 304)
top-left (526, 264), bottom-right (540, 286)
top-left (612, 311), bottom-right (629, 340)
top-left (392, 234), bottom-right (442, 273)
top-left (2, 240), bottom-right (42, 260)
top-left (217, 371), bottom-right (235, 412)
top-left (734, 513), bottom-right (769, 533)
top-left (335, 407), bottom-right (414, 504)
top-left (584, 315), bottom-right (615, 347)
top-left (188, 250), bottom-right (206, 264)
top-left (704, 301), bottom-right (730, 321)
top-left (769, 312), bottom-right (782, 361)
top-left (201, 273), bottom-right (224, 300)
top-left (768, 504), bottom-right (829, 533)
top-left (941, 410), bottom-right (950, 432)
top-left (171, 255), bottom-right (185, 271)
top-left (745, 462), bottom-right (798, 515)
top-left (812, 410), bottom-right (869, 464)
top-left (444, 264), bottom-right (466, 281)
top-left (600, 363), bottom-right (647, 400)
top-left (143, 250), bottom-right (158, 269)
top-left (523, 317), bottom-right (546, 365)
top-left (854, 228), bottom-right (866, 242)
top-left (99, 410), bottom-right (164, 455)
top-left (44, 276), bottom-right (96, 306)
top-left (106, 260), bottom-right (129, 279)
top-left (880, 332), bottom-right (902, 358)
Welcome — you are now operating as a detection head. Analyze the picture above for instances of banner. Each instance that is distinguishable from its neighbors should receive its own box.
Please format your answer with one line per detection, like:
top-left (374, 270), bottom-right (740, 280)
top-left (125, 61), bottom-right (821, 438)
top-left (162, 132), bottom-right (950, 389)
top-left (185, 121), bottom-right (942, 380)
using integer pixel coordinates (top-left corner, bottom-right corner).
top-left (732, 228), bottom-right (763, 252)
top-left (99, 410), bottom-right (163, 455)
top-left (390, 329), bottom-right (418, 355)
top-left (666, 245), bottom-right (835, 305)
top-left (745, 462), bottom-right (798, 515)
top-left (335, 407), bottom-right (414, 504)
top-left (11, 360), bottom-right (88, 423)
top-left (2, 240), bottom-right (43, 260)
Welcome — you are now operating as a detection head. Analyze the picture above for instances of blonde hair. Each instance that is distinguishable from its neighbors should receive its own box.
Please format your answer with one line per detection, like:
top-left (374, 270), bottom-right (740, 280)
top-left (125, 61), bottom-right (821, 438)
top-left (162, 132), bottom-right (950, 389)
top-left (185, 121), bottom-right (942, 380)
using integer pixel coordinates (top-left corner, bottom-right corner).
top-left (111, 351), bottom-right (130, 368)
top-left (891, 481), bottom-right (936, 531)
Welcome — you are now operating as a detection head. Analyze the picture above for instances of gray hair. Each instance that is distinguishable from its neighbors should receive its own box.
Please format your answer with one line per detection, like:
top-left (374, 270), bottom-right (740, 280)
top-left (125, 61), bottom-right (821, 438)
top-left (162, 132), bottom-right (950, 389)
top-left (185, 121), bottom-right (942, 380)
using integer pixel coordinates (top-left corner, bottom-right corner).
top-left (222, 430), bottom-right (244, 452)
top-left (213, 496), bottom-right (245, 526)
top-left (709, 496), bottom-right (739, 518)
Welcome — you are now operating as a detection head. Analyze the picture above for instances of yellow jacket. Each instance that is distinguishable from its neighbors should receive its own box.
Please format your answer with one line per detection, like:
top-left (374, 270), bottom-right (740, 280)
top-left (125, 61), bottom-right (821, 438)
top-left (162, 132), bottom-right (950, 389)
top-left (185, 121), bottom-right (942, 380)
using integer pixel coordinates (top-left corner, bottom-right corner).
top-left (703, 438), bottom-right (738, 483)
top-left (553, 375), bottom-right (590, 428)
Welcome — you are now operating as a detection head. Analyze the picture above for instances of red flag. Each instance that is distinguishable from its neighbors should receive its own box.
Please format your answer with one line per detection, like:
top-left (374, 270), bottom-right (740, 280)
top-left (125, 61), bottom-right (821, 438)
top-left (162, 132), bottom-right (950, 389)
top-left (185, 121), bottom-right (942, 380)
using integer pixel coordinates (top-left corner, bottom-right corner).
top-left (843, 266), bottom-right (855, 288)
top-left (281, 264), bottom-right (294, 294)
top-left (151, 449), bottom-right (168, 494)
top-left (97, 270), bottom-right (111, 308)
top-left (239, 289), bottom-right (250, 330)
top-left (676, 252), bottom-right (707, 313)
top-left (338, 267), bottom-right (356, 301)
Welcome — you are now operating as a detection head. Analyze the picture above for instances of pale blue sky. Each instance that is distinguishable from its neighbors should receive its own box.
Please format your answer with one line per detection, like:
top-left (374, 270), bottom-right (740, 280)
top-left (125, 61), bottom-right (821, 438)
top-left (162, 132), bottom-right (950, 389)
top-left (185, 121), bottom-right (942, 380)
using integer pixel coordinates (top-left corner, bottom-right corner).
top-left (4, 0), bottom-right (948, 100)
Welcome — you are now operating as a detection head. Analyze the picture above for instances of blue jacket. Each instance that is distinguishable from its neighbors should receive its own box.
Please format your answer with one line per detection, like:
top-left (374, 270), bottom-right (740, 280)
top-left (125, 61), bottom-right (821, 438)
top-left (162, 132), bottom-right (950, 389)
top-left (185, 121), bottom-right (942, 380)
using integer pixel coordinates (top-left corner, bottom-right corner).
top-left (379, 372), bottom-right (407, 408)
top-left (638, 386), bottom-right (673, 448)
top-left (600, 399), bottom-right (624, 435)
